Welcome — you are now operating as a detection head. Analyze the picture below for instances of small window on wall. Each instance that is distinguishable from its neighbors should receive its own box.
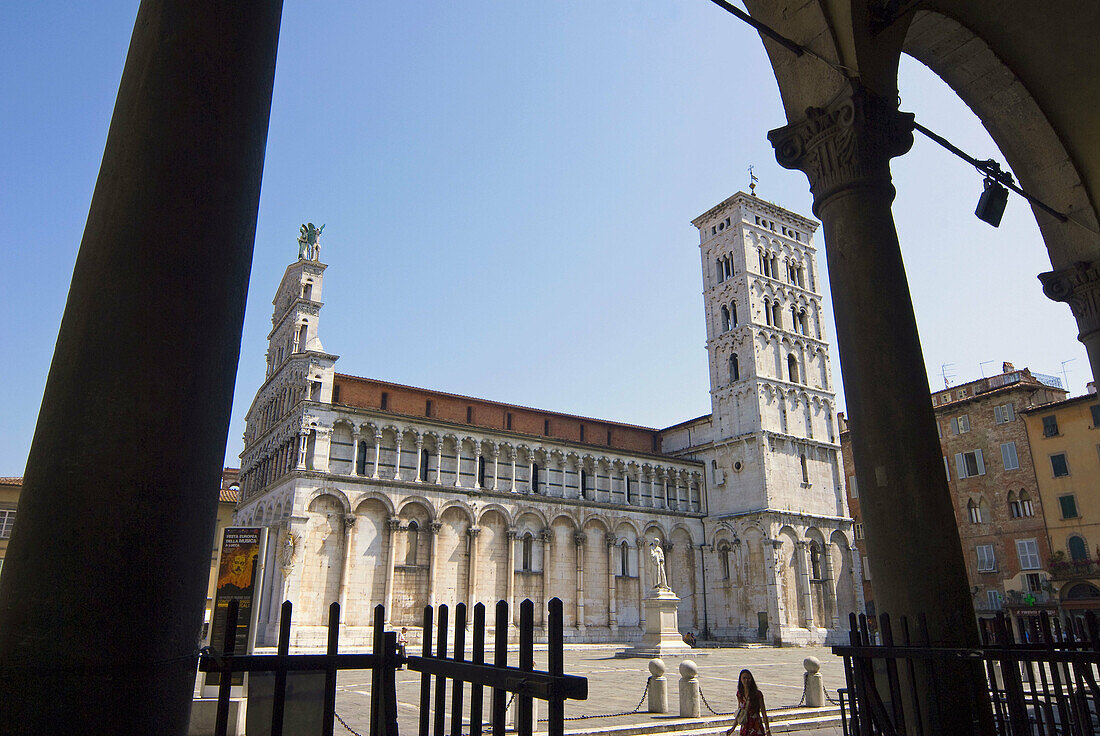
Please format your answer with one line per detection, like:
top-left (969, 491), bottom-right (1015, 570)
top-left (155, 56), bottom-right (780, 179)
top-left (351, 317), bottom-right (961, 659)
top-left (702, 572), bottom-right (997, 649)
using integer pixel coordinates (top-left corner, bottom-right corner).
top-left (1043, 415), bottom-right (1060, 437)
top-left (994, 403), bottom-right (1015, 424)
top-left (506, 412), bottom-right (513, 430)
top-left (426, 399), bottom-right (432, 417)
top-left (1060, 494), bottom-right (1079, 519)
top-left (332, 384), bottom-right (341, 403)
top-left (848, 474), bottom-right (858, 498)
top-left (381, 392), bottom-right (389, 410)
top-left (531, 462), bottom-right (540, 493)
top-left (522, 534), bottom-right (533, 571)
top-left (620, 541), bottom-right (630, 577)
top-left (544, 419), bottom-right (550, 435)
top-left (1016, 539), bottom-right (1041, 570)
top-left (987, 590), bottom-right (1003, 611)
top-left (406, 521), bottom-right (419, 566)
top-left (956, 450), bottom-right (985, 479)
top-left (580, 425), bottom-right (585, 442)
top-left (580, 470), bottom-right (588, 499)
top-left (1051, 453), bottom-right (1070, 478)
top-left (477, 456), bottom-right (486, 487)
top-left (967, 499), bottom-right (983, 524)
top-left (854, 523), bottom-right (864, 540)
top-left (466, 406), bottom-right (473, 423)
top-left (1001, 442), bottom-right (1019, 471)
top-left (951, 415), bottom-right (970, 434)
top-left (0, 509), bottom-right (15, 538)
top-left (809, 543), bottom-right (821, 579)
top-left (976, 544), bottom-right (996, 571)
top-left (606, 430), bottom-right (612, 445)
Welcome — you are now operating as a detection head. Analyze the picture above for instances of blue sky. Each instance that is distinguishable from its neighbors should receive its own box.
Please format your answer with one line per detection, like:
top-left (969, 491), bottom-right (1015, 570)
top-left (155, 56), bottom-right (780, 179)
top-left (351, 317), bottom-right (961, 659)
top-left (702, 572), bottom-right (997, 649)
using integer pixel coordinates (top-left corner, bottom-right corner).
top-left (0, 2), bottom-right (1087, 475)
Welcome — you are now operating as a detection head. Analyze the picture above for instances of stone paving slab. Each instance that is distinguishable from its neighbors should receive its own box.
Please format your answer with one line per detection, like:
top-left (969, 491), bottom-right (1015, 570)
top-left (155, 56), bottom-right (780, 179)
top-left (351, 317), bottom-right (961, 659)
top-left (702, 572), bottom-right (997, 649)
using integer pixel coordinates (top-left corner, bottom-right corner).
top-left (331, 645), bottom-right (848, 735)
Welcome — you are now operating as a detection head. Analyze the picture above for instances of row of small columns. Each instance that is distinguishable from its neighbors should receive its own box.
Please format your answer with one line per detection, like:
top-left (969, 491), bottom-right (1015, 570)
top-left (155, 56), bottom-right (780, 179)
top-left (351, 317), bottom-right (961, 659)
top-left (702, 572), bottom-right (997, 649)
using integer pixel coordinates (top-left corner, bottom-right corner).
top-left (296, 428), bottom-right (701, 510)
top-left (325, 515), bottom-right (668, 632)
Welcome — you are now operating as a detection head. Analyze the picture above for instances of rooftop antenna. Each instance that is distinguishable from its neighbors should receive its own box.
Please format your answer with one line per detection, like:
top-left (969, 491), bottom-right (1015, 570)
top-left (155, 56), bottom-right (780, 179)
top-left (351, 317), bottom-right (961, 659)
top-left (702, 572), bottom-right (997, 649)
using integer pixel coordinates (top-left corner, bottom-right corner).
top-left (979, 360), bottom-right (995, 378)
top-left (1061, 358), bottom-right (1075, 392)
top-left (748, 165), bottom-right (759, 196)
top-left (941, 362), bottom-right (956, 389)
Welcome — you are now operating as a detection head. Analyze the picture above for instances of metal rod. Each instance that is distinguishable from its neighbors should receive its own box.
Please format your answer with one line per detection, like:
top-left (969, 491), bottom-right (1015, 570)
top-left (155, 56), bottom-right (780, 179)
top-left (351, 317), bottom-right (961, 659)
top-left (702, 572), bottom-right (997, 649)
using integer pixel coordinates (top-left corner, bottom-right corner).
top-left (913, 121), bottom-right (1069, 222)
top-left (419, 606), bottom-right (434, 736)
top-left (704, 0), bottom-right (804, 56)
top-left (451, 604), bottom-right (466, 736)
top-left (470, 603), bottom-right (486, 736)
top-left (323, 602), bottom-right (340, 736)
top-left (271, 600), bottom-right (292, 736)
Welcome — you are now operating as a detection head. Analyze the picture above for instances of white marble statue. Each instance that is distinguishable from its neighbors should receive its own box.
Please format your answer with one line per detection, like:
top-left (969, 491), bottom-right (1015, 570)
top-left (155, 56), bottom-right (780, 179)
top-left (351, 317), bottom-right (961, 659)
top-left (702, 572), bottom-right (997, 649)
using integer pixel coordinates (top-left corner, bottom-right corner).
top-left (650, 538), bottom-right (669, 590)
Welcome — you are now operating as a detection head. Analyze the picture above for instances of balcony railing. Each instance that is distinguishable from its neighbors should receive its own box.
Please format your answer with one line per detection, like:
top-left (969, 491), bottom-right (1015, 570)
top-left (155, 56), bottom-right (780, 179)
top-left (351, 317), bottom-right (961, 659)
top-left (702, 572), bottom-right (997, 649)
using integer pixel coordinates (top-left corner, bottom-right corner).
top-left (1050, 559), bottom-right (1100, 580)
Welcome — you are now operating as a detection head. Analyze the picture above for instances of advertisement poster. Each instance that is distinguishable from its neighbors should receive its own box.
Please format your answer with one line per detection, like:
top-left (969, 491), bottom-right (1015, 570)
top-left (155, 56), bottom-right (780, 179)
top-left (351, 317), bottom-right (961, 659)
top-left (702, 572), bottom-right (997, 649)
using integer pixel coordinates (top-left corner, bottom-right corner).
top-left (205, 526), bottom-right (266, 688)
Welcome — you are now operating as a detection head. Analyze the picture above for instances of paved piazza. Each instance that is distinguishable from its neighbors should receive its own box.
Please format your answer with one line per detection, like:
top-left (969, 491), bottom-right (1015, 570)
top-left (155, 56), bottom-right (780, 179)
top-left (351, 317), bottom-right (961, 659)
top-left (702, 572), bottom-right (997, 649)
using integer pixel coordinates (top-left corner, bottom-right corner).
top-left (331, 645), bottom-right (848, 734)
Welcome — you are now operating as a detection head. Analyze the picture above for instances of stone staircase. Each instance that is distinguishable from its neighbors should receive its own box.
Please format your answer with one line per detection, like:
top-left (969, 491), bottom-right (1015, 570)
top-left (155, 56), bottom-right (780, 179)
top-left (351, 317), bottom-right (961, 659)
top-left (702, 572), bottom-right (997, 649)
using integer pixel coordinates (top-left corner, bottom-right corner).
top-left (557, 706), bottom-right (843, 736)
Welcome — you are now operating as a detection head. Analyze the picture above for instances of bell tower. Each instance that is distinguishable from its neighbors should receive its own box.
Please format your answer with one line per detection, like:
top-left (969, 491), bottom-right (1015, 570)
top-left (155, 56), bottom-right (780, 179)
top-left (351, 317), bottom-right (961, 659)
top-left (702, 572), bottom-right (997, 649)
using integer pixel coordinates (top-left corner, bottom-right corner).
top-left (691, 192), bottom-right (844, 518)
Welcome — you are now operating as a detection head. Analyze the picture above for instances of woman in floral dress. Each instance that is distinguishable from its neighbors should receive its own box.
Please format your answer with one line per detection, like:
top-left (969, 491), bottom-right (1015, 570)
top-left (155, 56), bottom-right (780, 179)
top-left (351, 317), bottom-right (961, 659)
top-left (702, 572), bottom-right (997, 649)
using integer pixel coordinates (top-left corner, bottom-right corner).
top-left (725, 669), bottom-right (771, 736)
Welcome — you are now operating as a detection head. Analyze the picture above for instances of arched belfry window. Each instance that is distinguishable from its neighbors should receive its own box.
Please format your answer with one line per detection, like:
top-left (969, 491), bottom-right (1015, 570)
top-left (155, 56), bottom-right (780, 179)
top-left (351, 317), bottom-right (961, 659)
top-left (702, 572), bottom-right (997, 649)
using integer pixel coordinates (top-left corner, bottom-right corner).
top-left (522, 532), bottom-right (533, 571)
top-left (620, 541), bottom-right (629, 577)
top-left (729, 354), bottom-right (739, 383)
top-left (731, 302), bottom-right (738, 327)
top-left (772, 302), bottom-right (783, 328)
top-left (1019, 490), bottom-right (1034, 517)
top-left (580, 469), bottom-right (588, 499)
top-left (477, 454), bottom-right (486, 487)
top-left (716, 257), bottom-right (724, 284)
top-left (721, 305), bottom-right (731, 332)
top-left (788, 354), bottom-right (799, 383)
top-left (764, 298), bottom-right (772, 325)
top-left (406, 521), bottom-right (419, 566)
top-left (531, 462), bottom-right (540, 494)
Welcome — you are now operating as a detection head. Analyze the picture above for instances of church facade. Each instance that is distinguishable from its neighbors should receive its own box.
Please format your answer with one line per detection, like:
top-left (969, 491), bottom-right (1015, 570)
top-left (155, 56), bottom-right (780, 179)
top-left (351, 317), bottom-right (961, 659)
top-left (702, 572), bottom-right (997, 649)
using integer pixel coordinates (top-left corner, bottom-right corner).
top-left (236, 193), bottom-right (859, 647)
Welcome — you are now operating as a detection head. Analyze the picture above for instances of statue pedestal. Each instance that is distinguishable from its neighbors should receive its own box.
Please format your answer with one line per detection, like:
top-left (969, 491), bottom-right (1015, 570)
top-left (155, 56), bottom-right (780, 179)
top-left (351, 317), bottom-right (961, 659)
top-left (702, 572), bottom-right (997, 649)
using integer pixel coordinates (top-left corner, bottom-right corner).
top-left (616, 589), bottom-right (693, 658)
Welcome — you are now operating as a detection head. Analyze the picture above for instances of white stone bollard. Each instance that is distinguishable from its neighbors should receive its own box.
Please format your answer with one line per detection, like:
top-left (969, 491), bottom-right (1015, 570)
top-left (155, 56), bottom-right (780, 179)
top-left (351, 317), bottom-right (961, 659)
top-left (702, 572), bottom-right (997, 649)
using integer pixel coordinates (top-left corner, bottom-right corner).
top-left (648, 658), bottom-right (668, 713)
top-left (507, 694), bottom-right (540, 731)
top-left (803, 656), bottom-right (825, 707)
top-left (678, 660), bottom-right (701, 718)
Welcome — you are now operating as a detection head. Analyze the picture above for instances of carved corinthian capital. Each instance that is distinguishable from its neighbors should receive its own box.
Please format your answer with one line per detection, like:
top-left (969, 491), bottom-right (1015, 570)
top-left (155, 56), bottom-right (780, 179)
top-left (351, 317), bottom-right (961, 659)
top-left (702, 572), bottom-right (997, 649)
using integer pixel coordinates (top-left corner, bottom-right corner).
top-left (768, 83), bottom-right (914, 209)
top-left (1039, 261), bottom-right (1100, 341)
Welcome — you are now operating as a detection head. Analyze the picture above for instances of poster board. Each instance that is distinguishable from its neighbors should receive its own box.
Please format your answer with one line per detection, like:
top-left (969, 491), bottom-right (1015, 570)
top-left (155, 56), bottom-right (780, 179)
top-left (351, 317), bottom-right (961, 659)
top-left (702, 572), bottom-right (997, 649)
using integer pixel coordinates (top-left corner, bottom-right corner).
top-left (204, 526), bottom-right (267, 694)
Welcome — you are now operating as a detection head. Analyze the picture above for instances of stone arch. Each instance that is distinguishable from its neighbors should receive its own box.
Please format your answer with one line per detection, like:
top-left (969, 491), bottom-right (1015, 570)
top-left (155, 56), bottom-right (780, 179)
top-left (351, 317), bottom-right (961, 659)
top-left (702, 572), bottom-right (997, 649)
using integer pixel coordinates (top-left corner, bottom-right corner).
top-left (477, 508), bottom-right (510, 609)
top-left (352, 491), bottom-right (395, 519)
top-left (436, 505), bottom-right (472, 610)
top-left (776, 526), bottom-right (802, 628)
top-left (549, 514), bottom-right (579, 627)
top-left (343, 497), bottom-right (389, 627)
top-left (581, 517), bottom-right (610, 628)
top-left (831, 529), bottom-right (857, 624)
top-left (437, 499), bottom-right (475, 526)
top-left (306, 487), bottom-right (351, 514)
top-left (396, 496), bottom-right (437, 522)
top-left (476, 503), bottom-right (514, 529)
top-left (669, 526), bottom-right (697, 628)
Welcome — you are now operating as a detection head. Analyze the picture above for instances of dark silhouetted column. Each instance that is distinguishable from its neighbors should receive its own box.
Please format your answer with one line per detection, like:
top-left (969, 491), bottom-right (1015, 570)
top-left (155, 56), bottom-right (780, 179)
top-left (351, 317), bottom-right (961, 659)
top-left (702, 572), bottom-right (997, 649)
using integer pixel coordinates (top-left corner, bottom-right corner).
top-left (770, 82), bottom-right (993, 734)
top-left (0, 1), bottom-right (282, 733)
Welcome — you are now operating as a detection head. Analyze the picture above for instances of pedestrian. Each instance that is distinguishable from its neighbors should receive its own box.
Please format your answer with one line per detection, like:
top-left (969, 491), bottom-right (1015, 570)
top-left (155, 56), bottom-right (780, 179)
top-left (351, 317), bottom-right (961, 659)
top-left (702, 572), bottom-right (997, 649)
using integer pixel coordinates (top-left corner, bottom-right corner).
top-left (397, 627), bottom-right (408, 669)
top-left (725, 669), bottom-right (771, 736)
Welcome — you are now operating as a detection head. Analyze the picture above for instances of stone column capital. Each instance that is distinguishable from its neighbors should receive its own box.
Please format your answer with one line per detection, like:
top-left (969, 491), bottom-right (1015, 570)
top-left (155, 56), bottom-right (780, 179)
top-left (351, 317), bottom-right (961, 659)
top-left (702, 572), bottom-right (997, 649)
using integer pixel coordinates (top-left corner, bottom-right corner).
top-left (539, 529), bottom-right (553, 544)
top-left (387, 517), bottom-right (402, 532)
top-left (429, 521), bottom-right (443, 534)
top-left (506, 528), bottom-right (518, 540)
top-left (768, 82), bottom-right (914, 210)
top-left (1040, 260), bottom-right (1100, 341)
top-left (574, 532), bottom-right (587, 547)
top-left (467, 526), bottom-right (481, 539)
top-left (605, 533), bottom-right (618, 548)
top-left (344, 514), bottom-right (356, 529)
top-left (796, 539), bottom-right (809, 549)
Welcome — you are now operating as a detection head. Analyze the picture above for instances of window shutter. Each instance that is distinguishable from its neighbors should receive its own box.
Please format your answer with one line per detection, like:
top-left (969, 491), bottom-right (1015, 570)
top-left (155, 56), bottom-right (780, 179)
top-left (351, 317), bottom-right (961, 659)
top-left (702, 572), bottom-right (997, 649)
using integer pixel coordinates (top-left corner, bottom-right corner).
top-left (975, 449), bottom-right (985, 475)
top-left (943, 456), bottom-right (951, 481)
top-left (955, 453), bottom-right (967, 479)
top-left (951, 418), bottom-right (959, 434)
top-left (994, 405), bottom-right (1004, 424)
top-left (1006, 403), bottom-right (1015, 422)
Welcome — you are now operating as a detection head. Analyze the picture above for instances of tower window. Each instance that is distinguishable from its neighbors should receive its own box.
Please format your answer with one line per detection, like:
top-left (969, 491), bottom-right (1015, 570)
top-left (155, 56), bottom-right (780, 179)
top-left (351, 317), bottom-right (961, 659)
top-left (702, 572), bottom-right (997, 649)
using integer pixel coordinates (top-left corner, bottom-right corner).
top-left (466, 406), bottom-right (473, 423)
top-left (731, 302), bottom-right (737, 327)
top-left (800, 454), bottom-right (809, 483)
top-left (607, 429), bottom-right (612, 445)
top-left (580, 425), bottom-right (585, 442)
top-left (421, 448), bottom-right (431, 481)
top-left (531, 462), bottom-right (540, 493)
top-left (721, 305), bottom-right (731, 332)
top-left (477, 455), bottom-right (486, 487)
top-left (506, 412), bottom-right (513, 430)
top-left (716, 257), bottom-right (724, 284)
top-left (729, 354), bottom-right (739, 382)
top-left (302, 282), bottom-right (313, 300)
top-left (788, 354), bottom-right (799, 383)
top-left (381, 392), bottom-right (389, 410)
top-left (425, 399), bottom-right (432, 417)
top-left (772, 302), bottom-right (782, 327)
top-left (544, 419), bottom-right (550, 435)
top-left (580, 469), bottom-right (588, 498)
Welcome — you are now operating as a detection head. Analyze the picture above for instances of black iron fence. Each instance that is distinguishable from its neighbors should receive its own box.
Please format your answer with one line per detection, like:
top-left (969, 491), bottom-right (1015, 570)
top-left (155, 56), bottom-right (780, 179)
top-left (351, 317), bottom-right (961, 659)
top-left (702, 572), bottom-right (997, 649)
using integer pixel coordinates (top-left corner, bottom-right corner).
top-left (198, 597), bottom-right (587, 736)
top-left (833, 610), bottom-right (1100, 736)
